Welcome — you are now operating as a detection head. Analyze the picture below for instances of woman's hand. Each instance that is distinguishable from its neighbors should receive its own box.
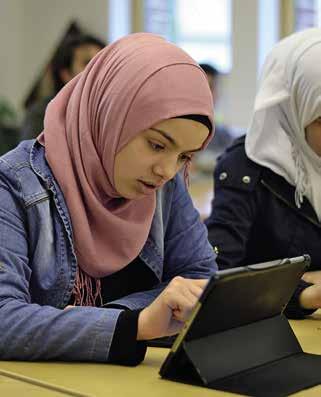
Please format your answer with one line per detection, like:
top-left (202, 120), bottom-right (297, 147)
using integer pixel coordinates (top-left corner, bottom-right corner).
top-left (299, 271), bottom-right (321, 309)
top-left (302, 270), bottom-right (321, 285)
top-left (137, 276), bottom-right (208, 340)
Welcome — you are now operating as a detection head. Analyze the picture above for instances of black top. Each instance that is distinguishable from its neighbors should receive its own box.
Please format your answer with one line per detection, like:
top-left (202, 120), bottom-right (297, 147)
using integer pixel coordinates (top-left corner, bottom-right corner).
top-left (205, 136), bottom-right (320, 319)
top-left (70, 257), bottom-right (158, 365)
top-left (99, 256), bottom-right (158, 305)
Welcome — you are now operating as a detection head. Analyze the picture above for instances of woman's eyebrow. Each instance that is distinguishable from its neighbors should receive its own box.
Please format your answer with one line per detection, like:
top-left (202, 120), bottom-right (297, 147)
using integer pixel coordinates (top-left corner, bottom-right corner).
top-left (150, 127), bottom-right (177, 147)
top-left (150, 127), bottom-right (203, 153)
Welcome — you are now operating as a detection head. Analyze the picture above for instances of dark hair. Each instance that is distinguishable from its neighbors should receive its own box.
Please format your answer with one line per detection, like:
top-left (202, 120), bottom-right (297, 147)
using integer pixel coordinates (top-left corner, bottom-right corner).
top-left (199, 63), bottom-right (219, 78)
top-left (176, 114), bottom-right (212, 132)
top-left (51, 34), bottom-right (105, 93)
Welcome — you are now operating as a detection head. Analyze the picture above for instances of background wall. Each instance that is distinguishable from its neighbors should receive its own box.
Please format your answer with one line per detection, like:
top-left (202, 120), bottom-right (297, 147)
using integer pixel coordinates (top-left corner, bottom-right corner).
top-left (0, 0), bottom-right (23, 116)
top-left (220, 0), bottom-right (259, 131)
top-left (0, 0), bottom-right (282, 130)
top-left (0, 0), bottom-right (108, 116)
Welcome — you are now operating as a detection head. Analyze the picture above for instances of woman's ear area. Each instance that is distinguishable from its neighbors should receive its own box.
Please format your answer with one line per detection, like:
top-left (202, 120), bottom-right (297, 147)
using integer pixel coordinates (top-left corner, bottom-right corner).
top-left (305, 118), bottom-right (321, 156)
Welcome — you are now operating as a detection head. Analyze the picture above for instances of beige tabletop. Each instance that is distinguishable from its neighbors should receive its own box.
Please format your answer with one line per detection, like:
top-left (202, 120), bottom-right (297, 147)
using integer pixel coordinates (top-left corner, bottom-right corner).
top-left (0, 311), bottom-right (321, 397)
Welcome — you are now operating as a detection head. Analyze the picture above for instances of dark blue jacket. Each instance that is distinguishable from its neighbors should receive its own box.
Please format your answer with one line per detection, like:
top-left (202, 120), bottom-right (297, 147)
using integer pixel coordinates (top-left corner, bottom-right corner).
top-left (205, 136), bottom-right (321, 318)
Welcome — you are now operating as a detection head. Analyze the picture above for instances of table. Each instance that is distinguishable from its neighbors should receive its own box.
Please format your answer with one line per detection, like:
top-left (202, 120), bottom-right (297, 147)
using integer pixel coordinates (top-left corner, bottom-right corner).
top-left (0, 311), bottom-right (321, 397)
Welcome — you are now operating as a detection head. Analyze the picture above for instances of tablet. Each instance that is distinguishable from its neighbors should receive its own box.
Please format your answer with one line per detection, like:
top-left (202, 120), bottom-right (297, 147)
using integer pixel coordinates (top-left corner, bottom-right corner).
top-left (160, 255), bottom-right (310, 375)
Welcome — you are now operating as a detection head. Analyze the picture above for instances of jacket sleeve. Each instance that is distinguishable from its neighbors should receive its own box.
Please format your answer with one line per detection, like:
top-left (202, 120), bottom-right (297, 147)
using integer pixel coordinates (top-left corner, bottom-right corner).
top-left (205, 142), bottom-right (261, 269)
top-left (0, 168), bottom-right (123, 362)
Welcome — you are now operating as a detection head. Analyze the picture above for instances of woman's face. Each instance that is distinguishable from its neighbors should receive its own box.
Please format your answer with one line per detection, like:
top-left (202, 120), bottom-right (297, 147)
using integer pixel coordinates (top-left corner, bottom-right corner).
top-left (114, 118), bottom-right (209, 199)
top-left (305, 117), bottom-right (321, 156)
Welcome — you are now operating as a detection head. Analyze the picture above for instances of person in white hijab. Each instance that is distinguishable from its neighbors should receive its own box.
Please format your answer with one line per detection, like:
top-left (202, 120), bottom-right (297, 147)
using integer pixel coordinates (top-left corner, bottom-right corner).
top-left (246, 27), bottom-right (321, 220)
top-left (206, 28), bottom-right (321, 318)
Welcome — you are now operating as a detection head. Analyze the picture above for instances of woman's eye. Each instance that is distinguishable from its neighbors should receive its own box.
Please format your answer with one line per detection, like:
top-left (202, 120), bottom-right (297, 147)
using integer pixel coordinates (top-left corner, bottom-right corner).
top-left (149, 141), bottom-right (165, 151)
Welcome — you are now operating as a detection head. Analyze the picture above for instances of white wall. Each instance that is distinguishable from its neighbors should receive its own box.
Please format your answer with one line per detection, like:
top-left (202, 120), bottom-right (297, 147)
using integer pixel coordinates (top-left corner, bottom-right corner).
top-left (218, 0), bottom-right (259, 131)
top-left (0, 0), bottom-right (279, 130)
top-left (0, 0), bottom-right (108, 115)
top-left (0, 0), bottom-right (24, 114)
top-left (216, 0), bottom-right (280, 131)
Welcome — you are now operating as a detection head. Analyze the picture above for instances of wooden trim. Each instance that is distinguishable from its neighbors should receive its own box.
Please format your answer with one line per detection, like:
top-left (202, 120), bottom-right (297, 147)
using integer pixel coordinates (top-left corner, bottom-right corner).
top-left (131, 0), bottom-right (144, 32)
top-left (280, 0), bottom-right (295, 38)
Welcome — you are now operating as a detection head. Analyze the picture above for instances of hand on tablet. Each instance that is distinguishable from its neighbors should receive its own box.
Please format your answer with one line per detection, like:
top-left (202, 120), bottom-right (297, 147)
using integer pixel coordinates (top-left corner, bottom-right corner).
top-left (299, 271), bottom-right (321, 309)
top-left (302, 270), bottom-right (321, 285)
top-left (137, 276), bottom-right (208, 340)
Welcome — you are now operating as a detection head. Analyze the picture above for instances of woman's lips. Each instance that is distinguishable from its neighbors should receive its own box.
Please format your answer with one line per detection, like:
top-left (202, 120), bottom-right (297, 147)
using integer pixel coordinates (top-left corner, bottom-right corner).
top-left (137, 180), bottom-right (159, 195)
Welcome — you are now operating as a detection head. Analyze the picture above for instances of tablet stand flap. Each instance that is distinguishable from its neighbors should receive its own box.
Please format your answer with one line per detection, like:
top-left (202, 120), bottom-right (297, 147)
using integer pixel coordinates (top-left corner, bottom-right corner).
top-left (160, 315), bottom-right (303, 386)
top-left (183, 315), bottom-right (302, 385)
top-left (210, 352), bottom-right (321, 397)
top-left (162, 314), bottom-right (321, 396)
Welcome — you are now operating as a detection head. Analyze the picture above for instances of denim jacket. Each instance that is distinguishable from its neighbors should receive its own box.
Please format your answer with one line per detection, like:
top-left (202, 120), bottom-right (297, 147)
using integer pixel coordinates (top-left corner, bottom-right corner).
top-left (0, 140), bottom-right (216, 362)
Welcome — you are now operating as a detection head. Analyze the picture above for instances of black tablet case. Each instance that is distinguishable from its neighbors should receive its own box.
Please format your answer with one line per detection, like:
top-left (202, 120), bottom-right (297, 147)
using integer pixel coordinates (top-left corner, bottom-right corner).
top-left (160, 257), bottom-right (321, 396)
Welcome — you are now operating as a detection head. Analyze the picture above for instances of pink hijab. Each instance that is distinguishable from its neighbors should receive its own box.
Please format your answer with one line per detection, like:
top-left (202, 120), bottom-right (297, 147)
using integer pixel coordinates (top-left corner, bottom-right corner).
top-left (40, 33), bottom-right (213, 289)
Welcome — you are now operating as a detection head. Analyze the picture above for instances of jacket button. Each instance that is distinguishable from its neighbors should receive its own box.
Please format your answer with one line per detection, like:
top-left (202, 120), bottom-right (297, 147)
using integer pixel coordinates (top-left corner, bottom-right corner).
top-left (242, 176), bottom-right (251, 184)
top-left (219, 172), bottom-right (228, 181)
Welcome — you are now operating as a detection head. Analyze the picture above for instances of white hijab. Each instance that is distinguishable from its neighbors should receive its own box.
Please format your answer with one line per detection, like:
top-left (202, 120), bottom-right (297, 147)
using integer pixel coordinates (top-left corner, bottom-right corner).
top-left (245, 28), bottom-right (321, 222)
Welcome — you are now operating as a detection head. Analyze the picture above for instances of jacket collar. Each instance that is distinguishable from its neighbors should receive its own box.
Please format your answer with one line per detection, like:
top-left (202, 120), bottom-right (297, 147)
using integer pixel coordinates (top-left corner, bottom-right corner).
top-left (30, 140), bottom-right (54, 188)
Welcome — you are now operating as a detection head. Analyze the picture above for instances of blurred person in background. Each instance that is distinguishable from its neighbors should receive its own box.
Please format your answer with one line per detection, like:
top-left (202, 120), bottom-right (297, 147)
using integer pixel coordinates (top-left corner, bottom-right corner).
top-left (193, 63), bottom-right (234, 175)
top-left (21, 33), bottom-right (105, 140)
top-left (205, 28), bottom-right (321, 320)
top-left (0, 98), bottom-right (19, 155)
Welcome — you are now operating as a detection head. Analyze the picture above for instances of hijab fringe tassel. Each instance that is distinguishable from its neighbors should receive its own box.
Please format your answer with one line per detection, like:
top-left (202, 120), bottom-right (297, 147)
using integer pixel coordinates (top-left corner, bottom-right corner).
top-left (72, 268), bottom-right (103, 307)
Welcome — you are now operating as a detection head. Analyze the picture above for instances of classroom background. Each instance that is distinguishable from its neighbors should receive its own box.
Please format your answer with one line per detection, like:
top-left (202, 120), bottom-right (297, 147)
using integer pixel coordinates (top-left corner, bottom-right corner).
top-left (0, 0), bottom-right (320, 216)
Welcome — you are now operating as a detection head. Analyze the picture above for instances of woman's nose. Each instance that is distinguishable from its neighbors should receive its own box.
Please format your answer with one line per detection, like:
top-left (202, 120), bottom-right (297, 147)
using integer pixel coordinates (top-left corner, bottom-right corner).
top-left (153, 157), bottom-right (179, 181)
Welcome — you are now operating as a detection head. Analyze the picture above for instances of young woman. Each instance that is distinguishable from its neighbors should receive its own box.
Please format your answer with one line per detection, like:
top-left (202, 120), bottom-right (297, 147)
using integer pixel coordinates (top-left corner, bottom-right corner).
top-left (0, 33), bottom-right (217, 364)
top-left (206, 28), bottom-right (321, 319)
